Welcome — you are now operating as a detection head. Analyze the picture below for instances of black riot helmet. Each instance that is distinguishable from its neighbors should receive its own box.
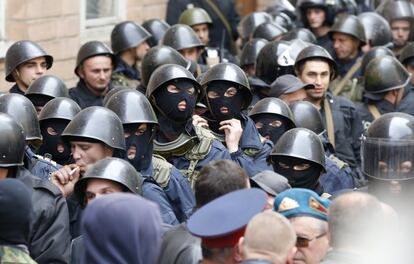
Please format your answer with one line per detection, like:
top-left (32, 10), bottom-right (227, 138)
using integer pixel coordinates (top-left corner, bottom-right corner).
top-left (240, 38), bottom-right (268, 68)
top-left (62, 106), bottom-right (126, 151)
top-left (281, 28), bottom-right (317, 44)
top-left (329, 15), bottom-right (366, 45)
top-left (289, 100), bottom-right (325, 135)
top-left (277, 39), bottom-right (312, 69)
top-left (239, 12), bottom-right (273, 40)
top-left (25, 75), bottom-right (69, 107)
top-left (400, 43), bottom-right (414, 66)
top-left (142, 19), bottom-right (171, 47)
top-left (141, 46), bottom-right (191, 88)
top-left (294, 45), bottom-right (338, 80)
top-left (248, 97), bottom-right (296, 128)
top-left (161, 24), bottom-right (204, 51)
top-left (0, 93), bottom-right (41, 141)
top-left (111, 21), bottom-right (151, 54)
top-left (362, 112), bottom-right (414, 181)
top-left (146, 64), bottom-right (201, 101)
top-left (252, 22), bottom-right (287, 41)
top-left (274, 12), bottom-right (295, 31)
top-left (105, 89), bottom-right (158, 125)
top-left (270, 128), bottom-right (326, 171)
top-left (255, 40), bottom-right (291, 85)
top-left (0, 113), bottom-right (26, 167)
top-left (364, 55), bottom-right (410, 99)
top-left (360, 46), bottom-right (394, 76)
top-left (201, 63), bottom-right (252, 109)
top-left (358, 12), bottom-right (392, 48)
top-left (382, 0), bottom-right (414, 24)
top-left (297, 0), bottom-right (336, 27)
top-left (74, 41), bottom-right (115, 76)
top-left (102, 86), bottom-right (129, 107)
top-left (5, 40), bottom-right (53, 82)
top-left (74, 157), bottom-right (143, 206)
top-left (38, 97), bottom-right (81, 123)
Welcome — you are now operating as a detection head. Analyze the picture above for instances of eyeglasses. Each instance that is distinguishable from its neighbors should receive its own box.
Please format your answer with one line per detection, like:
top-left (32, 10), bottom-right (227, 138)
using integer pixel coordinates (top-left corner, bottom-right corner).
top-left (296, 232), bottom-right (326, 248)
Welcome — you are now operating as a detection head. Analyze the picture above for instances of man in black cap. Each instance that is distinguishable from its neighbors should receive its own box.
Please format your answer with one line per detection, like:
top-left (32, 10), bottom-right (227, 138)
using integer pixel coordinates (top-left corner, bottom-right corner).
top-left (69, 41), bottom-right (115, 109)
top-left (187, 188), bottom-right (267, 264)
top-left (0, 179), bottom-right (36, 263)
top-left (5, 40), bottom-right (53, 95)
top-left (269, 74), bottom-right (314, 104)
top-left (111, 21), bottom-right (151, 88)
top-left (250, 170), bottom-right (291, 210)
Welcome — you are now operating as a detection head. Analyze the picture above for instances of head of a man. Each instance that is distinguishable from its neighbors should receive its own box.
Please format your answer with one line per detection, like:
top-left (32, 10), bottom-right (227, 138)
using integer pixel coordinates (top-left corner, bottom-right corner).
top-left (391, 19), bottom-right (411, 48)
top-left (274, 188), bottom-right (331, 264)
top-left (77, 55), bottom-right (113, 95)
top-left (195, 160), bottom-right (250, 208)
top-left (13, 57), bottom-right (48, 91)
top-left (306, 7), bottom-right (326, 30)
top-left (296, 58), bottom-right (332, 103)
top-left (332, 32), bottom-right (360, 60)
top-left (240, 211), bottom-right (297, 264)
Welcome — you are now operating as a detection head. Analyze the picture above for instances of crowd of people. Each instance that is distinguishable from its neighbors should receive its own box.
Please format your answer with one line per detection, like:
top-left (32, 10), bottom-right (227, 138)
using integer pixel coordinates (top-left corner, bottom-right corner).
top-left (1, 0), bottom-right (414, 263)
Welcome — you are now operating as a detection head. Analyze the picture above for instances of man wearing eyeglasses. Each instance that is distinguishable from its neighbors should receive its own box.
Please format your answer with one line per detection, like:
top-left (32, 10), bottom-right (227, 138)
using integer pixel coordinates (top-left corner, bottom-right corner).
top-left (274, 188), bottom-right (331, 264)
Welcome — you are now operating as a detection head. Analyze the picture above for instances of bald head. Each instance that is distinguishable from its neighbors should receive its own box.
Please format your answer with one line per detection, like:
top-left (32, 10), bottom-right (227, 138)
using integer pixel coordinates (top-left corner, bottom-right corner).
top-left (329, 192), bottom-right (384, 249)
top-left (242, 211), bottom-right (296, 264)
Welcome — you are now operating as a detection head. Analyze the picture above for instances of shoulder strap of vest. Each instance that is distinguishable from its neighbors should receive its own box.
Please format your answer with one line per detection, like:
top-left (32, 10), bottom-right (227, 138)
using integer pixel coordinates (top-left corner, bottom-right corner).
top-left (324, 98), bottom-right (336, 148)
top-left (332, 57), bottom-right (362, 96)
top-left (367, 104), bottom-right (381, 120)
top-left (181, 126), bottom-right (216, 188)
top-left (151, 155), bottom-right (173, 189)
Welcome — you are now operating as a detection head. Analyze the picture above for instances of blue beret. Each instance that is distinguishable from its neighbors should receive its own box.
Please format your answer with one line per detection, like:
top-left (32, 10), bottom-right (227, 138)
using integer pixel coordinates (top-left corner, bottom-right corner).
top-left (187, 188), bottom-right (267, 248)
top-left (273, 188), bottom-right (331, 221)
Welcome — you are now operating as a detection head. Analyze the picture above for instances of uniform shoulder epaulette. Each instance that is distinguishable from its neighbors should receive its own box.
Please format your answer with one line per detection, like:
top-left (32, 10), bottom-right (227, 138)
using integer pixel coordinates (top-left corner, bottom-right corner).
top-left (34, 154), bottom-right (58, 167)
top-left (152, 155), bottom-right (173, 189)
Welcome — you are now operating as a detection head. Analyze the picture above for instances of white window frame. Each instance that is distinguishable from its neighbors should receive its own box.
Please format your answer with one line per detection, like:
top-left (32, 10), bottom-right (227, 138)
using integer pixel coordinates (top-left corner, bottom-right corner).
top-left (80, 0), bottom-right (126, 43)
top-left (0, 0), bottom-right (13, 59)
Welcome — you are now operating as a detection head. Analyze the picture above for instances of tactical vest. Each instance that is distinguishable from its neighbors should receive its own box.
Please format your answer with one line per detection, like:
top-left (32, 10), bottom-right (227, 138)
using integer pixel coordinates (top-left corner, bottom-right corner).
top-left (154, 126), bottom-right (215, 189)
top-left (111, 72), bottom-right (140, 88)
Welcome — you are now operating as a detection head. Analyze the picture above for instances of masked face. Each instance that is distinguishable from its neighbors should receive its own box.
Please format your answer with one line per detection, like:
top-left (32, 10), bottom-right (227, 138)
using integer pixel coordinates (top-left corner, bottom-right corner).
top-left (272, 156), bottom-right (321, 190)
top-left (38, 119), bottom-right (71, 164)
top-left (154, 79), bottom-right (197, 123)
top-left (124, 123), bottom-right (153, 172)
top-left (206, 81), bottom-right (244, 122)
top-left (253, 113), bottom-right (291, 144)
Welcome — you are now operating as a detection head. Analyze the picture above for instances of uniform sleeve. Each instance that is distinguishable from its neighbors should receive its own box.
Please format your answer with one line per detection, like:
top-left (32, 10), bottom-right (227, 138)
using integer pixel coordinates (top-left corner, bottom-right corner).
top-left (230, 141), bottom-right (274, 177)
top-left (142, 181), bottom-right (180, 226)
top-left (29, 186), bottom-right (71, 264)
top-left (163, 167), bottom-right (195, 222)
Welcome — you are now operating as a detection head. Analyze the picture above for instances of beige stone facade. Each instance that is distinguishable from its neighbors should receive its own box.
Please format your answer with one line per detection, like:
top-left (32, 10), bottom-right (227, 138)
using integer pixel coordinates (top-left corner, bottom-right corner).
top-left (0, 0), bottom-right (272, 92)
top-left (0, 0), bottom-right (168, 91)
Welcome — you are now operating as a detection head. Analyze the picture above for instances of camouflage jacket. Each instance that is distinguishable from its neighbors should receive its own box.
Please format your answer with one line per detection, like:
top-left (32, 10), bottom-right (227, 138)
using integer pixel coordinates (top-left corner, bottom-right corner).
top-left (0, 245), bottom-right (37, 264)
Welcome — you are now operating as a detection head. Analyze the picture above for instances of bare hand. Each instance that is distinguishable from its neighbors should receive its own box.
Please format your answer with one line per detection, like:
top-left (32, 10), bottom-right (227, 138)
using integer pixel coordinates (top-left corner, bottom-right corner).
top-left (192, 114), bottom-right (209, 128)
top-left (50, 164), bottom-right (80, 197)
top-left (219, 118), bottom-right (243, 153)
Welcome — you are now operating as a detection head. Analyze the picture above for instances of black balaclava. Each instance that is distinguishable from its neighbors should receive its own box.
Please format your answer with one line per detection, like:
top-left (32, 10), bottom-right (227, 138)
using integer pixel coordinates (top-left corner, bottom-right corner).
top-left (124, 123), bottom-right (153, 172)
top-left (253, 113), bottom-right (291, 144)
top-left (272, 156), bottom-right (321, 191)
top-left (154, 79), bottom-right (197, 124)
top-left (206, 80), bottom-right (244, 122)
top-left (38, 119), bottom-right (71, 165)
top-left (0, 178), bottom-right (32, 246)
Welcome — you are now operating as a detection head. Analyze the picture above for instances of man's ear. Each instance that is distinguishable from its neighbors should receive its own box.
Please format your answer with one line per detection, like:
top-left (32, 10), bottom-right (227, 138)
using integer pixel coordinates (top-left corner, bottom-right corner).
top-left (235, 236), bottom-right (245, 261)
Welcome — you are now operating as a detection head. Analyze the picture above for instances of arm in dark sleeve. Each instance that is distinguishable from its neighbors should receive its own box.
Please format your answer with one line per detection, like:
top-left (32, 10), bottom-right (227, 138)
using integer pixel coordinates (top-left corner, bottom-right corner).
top-left (29, 182), bottom-right (71, 264)
top-left (142, 180), bottom-right (180, 226)
top-left (230, 142), bottom-right (274, 177)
